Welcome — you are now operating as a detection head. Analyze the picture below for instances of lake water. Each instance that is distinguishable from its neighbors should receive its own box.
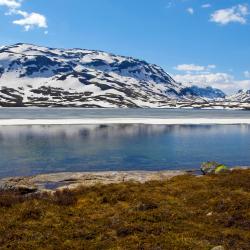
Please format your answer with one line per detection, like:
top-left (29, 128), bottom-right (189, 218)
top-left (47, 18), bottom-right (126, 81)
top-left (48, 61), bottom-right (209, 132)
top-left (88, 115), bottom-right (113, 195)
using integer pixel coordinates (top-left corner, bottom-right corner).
top-left (0, 108), bottom-right (250, 178)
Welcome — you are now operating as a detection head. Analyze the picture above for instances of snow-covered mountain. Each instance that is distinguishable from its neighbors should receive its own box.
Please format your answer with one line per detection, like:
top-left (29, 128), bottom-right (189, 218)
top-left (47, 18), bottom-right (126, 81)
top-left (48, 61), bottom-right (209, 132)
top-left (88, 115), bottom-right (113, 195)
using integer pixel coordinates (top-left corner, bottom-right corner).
top-left (0, 43), bottom-right (242, 108)
top-left (180, 86), bottom-right (225, 99)
top-left (227, 90), bottom-right (250, 103)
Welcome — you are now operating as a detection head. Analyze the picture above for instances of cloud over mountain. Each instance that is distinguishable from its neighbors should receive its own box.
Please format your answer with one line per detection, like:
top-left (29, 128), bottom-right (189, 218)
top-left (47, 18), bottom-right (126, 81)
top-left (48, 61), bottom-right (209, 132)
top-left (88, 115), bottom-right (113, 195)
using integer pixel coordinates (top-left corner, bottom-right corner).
top-left (0, 0), bottom-right (47, 31)
top-left (210, 4), bottom-right (249, 25)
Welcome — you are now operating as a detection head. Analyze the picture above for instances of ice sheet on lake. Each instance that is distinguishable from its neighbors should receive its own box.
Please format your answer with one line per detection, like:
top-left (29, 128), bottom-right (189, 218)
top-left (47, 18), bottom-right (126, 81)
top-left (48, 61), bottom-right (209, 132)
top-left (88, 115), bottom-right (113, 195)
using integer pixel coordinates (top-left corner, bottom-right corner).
top-left (1, 118), bottom-right (250, 126)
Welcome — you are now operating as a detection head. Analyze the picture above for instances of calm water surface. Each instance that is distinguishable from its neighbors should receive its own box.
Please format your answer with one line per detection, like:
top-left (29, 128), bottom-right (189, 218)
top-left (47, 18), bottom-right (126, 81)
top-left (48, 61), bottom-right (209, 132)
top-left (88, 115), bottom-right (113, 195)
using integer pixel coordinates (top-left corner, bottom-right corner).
top-left (0, 122), bottom-right (250, 178)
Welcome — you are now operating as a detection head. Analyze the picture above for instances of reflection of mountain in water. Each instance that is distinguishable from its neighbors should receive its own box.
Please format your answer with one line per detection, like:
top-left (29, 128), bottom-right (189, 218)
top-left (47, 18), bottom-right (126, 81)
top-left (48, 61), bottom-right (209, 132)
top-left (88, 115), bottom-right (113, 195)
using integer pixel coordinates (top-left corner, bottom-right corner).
top-left (0, 124), bottom-right (250, 141)
top-left (0, 124), bottom-right (250, 178)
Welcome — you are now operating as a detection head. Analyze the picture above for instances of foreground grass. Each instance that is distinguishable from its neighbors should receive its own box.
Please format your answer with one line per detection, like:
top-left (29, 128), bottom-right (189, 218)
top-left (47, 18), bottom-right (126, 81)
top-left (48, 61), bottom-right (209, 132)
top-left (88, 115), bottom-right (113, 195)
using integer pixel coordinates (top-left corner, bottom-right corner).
top-left (0, 170), bottom-right (250, 250)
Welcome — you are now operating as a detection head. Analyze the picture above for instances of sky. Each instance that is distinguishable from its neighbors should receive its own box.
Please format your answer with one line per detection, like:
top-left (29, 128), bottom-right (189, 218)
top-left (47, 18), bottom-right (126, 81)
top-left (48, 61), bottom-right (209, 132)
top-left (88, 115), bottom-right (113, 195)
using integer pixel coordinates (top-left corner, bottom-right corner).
top-left (0, 0), bottom-right (249, 94)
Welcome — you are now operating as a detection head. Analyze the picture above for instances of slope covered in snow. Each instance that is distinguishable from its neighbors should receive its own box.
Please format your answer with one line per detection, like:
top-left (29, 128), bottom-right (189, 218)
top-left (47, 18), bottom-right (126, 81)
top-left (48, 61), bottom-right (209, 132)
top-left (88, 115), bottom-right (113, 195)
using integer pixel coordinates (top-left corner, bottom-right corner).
top-left (0, 43), bottom-right (241, 108)
top-left (227, 90), bottom-right (250, 103)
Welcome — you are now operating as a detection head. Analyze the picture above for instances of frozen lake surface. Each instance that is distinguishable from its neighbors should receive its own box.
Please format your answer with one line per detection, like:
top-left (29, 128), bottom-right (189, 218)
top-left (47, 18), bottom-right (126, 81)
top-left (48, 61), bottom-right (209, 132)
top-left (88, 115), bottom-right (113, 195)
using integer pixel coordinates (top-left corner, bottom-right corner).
top-left (0, 108), bottom-right (250, 125)
top-left (1, 108), bottom-right (250, 119)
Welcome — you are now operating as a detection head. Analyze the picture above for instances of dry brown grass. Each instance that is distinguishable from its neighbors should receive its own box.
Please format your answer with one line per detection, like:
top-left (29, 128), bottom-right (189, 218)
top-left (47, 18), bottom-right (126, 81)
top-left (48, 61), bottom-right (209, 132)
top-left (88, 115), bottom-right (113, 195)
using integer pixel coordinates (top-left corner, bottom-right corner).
top-left (0, 169), bottom-right (249, 250)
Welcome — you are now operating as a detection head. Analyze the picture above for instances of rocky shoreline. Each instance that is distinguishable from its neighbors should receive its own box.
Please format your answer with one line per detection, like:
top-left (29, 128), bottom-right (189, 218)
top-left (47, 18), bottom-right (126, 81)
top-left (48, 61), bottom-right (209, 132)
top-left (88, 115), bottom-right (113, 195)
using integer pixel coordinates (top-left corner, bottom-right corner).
top-left (1, 166), bottom-right (248, 194)
top-left (0, 170), bottom-right (187, 194)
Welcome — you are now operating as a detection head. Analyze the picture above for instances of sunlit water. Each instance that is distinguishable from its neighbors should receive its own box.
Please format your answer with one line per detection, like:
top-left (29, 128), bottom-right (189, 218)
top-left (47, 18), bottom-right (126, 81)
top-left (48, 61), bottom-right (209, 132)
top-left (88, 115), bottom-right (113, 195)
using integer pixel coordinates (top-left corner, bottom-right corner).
top-left (0, 123), bottom-right (250, 178)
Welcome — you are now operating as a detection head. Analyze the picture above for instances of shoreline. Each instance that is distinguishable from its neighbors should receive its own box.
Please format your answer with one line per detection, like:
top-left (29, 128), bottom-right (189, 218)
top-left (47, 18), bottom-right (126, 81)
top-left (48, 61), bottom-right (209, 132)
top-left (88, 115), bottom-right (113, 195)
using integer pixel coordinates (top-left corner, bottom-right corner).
top-left (0, 170), bottom-right (188, 193)
top-left (0, 167), bottom-right (249, 193)
top-left (1, 118), bottom-right (250, 126)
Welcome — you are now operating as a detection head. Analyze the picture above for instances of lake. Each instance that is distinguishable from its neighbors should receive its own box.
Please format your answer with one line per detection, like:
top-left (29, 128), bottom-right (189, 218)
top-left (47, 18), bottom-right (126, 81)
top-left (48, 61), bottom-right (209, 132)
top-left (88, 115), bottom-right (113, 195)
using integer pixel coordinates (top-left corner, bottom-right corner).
top-left (1, 107), bottom-right (250, 119)
top-left (0, 108), bottom-right (250, 178)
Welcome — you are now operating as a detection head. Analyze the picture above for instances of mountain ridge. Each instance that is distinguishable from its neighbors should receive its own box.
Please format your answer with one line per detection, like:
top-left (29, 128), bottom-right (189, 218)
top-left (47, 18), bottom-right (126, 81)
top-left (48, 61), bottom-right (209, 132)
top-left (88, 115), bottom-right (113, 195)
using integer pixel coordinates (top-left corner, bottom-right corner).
top-left (0, 43), bottom-right (249, 109)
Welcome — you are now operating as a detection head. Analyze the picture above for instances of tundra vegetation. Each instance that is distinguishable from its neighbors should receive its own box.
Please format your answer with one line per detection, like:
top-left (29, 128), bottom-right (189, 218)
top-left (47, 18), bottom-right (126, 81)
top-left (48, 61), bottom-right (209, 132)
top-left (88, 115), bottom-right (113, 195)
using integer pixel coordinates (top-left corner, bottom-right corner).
top-left (0, 169), bottom-right (249, 250)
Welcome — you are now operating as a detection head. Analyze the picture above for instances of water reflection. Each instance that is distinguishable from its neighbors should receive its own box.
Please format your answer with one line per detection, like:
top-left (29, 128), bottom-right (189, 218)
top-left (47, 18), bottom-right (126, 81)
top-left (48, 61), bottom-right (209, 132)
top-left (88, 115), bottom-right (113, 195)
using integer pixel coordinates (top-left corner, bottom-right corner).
top-left (0, 124), bottom-right (250, 178)
top-left (1, 124), bottom-right (250, 139)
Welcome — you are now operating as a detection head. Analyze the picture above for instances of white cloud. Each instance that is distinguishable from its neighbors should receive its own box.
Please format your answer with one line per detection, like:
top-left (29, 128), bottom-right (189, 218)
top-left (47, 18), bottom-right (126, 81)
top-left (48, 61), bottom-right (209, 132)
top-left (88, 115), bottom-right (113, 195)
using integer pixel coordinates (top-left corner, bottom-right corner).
top-left (175, 64), bottom-right (204, 71)
top-left (201, 4), bottom-right (211, 9)
top-left (187, 7), bottom-right (194, 15)
top-left (174, 72), bottom-right (233, 86)
top-left (13, 10), bottom-right (47, 31)
top-left (175, 64), bottom-right (216, 72)
top-left (210, 4), bottom-right (249, 25)
top-left (174, 72), bottom-right (250, 94)
top-left (0, 0), bottom-right (20, 9)
top-left (207, 64), bottom-right (216, 69)
top-left (0, 0), bottom-right (48, 31)
top-left (244, 70), bottom-right (250, 78)
top-left (234, 80), bottom-right (250, 91)
top-left (166, 1), bottom-right (172, 9)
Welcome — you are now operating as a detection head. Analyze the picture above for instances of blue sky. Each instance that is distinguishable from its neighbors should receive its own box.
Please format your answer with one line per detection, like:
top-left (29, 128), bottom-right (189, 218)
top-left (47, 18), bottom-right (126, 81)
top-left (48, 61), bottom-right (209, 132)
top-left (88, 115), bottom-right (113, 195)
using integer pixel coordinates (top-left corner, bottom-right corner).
top-left (0, 0), bottom-right (249, 93)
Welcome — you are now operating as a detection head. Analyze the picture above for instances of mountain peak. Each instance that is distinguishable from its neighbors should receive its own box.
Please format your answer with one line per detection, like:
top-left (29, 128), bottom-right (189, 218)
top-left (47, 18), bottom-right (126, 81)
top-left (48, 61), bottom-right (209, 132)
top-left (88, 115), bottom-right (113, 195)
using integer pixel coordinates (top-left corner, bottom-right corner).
top-left (0, 43), bottom-right (233, 108)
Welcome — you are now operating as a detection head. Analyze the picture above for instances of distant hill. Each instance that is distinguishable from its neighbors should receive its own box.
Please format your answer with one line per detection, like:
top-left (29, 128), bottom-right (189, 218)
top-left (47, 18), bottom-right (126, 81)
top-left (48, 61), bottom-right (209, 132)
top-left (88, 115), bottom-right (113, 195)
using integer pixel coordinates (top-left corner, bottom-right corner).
top-left (0, 43), bottom-right (248, 109)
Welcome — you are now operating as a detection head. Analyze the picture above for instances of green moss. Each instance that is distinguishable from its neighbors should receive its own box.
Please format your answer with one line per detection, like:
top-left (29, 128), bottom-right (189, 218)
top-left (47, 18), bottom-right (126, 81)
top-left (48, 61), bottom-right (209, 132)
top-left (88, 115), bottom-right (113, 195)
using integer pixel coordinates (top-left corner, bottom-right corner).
top-left (214, 165), bottom-right (229, 174)
top-left (0, 169), bottom-right (250, 249)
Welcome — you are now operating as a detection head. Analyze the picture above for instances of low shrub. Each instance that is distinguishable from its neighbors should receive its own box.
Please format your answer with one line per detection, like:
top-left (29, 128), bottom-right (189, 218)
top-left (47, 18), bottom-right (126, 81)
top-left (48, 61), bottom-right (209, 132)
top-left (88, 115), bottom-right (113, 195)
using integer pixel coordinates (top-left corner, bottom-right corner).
top-left (0, 169), bottom-right (249, 249)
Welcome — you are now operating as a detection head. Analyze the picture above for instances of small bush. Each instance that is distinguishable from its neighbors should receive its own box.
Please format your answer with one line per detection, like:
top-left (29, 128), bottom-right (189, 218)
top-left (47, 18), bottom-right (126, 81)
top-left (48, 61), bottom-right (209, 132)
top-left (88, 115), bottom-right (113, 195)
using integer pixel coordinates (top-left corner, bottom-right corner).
top-left (21, 206), bottom-right (43, 220)
top-left (136, 201), bottom-right (158, 211)
top-left (53, 189), bottom-right (78, 206)
top-left (0, 190), bottom-right (24, 207)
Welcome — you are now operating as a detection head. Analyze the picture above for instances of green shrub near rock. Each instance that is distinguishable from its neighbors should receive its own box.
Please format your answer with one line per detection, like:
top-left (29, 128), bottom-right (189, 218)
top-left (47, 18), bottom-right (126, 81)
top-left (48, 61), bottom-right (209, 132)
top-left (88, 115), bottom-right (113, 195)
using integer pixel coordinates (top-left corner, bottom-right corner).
top-left (201, 161), bottom-right (229, 175)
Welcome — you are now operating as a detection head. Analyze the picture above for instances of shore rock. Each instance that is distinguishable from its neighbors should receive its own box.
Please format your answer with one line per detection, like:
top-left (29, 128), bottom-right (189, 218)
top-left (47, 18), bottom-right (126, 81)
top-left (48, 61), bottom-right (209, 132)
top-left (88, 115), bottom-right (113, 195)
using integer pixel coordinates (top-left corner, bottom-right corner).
top-left (201, 162), bottom-right (229, 175)
top-left (0, 177), bottom-right (38, 194)
top-left (211, 246), bottom-right (225, 250)
top-left (0, 170), bottom-right (186, 193)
